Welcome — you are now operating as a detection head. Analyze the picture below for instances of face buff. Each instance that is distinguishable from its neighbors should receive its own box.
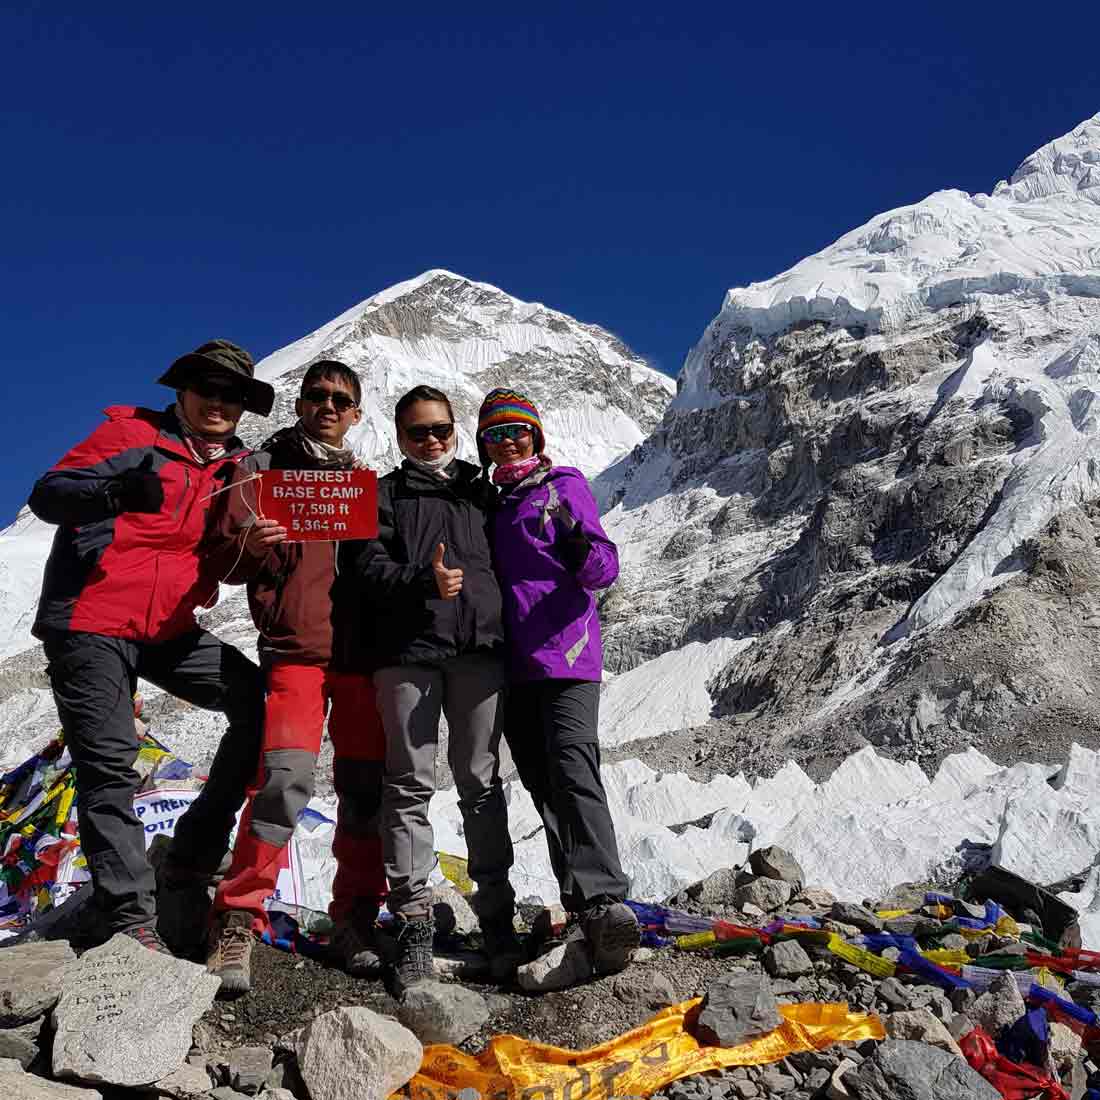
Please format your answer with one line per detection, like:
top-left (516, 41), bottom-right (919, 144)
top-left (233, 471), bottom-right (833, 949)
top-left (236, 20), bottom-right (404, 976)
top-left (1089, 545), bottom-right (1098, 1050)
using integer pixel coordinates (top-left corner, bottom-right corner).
top-left (492, 453), bottom-right (549, 485)
top-left (293, 419), bottom-right (359, 468)
top-left (173, 399), bottom-right (236, 464)
top-left (400, 435), bottom-right (458, 479)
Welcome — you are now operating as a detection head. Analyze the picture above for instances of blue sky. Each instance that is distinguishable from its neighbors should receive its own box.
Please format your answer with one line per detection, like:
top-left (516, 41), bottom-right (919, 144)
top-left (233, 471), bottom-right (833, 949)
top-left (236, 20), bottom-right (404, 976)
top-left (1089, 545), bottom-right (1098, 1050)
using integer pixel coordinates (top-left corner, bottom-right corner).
top-left (2, 4), bottom-right (1098, 523)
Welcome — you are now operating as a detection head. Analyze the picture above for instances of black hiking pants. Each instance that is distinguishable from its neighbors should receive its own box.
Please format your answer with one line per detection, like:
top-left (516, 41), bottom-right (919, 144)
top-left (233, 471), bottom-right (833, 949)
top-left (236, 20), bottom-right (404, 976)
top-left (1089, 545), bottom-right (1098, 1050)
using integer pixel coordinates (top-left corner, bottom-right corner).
top-left (43, 628), bottom-right (264, 933)
top-left (504, 679), bottom-right (629, 912)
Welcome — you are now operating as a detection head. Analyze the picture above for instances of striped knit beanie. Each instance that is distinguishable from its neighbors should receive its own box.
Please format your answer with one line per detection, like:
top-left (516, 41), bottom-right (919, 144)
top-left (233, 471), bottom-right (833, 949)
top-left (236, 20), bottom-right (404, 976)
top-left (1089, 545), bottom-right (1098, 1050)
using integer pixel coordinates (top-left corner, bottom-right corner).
top-left (477, 387), bottom-right (545, 465)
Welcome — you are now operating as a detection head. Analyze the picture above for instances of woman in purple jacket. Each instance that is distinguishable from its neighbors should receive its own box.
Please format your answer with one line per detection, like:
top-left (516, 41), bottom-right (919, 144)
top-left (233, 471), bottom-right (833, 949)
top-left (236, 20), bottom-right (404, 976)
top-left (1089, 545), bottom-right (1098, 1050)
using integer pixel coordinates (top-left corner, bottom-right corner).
top-left (477, 388), bottom-right (639, 983)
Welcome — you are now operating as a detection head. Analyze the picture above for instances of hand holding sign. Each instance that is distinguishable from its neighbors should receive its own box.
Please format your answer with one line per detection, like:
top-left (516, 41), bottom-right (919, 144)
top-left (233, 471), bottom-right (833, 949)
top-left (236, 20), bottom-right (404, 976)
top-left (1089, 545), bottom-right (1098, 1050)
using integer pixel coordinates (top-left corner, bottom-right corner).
top-left (244, 517), bottom-right (287, 555)
top-left (432, 543), bottom-right (463, 599)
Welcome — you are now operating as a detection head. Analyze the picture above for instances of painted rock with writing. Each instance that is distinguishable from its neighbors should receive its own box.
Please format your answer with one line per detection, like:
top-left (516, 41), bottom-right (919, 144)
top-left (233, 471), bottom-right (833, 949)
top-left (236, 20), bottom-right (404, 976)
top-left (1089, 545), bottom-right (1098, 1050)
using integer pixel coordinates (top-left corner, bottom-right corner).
top-left (51, 933), bottom-right (219, 1087)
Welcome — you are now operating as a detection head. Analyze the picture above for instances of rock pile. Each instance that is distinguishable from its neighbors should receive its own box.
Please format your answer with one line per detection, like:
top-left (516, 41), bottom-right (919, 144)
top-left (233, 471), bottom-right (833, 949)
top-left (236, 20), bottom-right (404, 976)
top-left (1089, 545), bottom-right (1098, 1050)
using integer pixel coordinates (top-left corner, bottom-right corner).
top-left (3, 845), bottom-right (1100, 1100)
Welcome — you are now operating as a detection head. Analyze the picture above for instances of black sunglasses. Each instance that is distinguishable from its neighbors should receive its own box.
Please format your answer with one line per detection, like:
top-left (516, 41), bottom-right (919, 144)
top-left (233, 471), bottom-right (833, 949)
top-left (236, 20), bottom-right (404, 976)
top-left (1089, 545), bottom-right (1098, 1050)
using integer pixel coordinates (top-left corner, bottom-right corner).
top-left (189, 377), bottom-right (246, 403)
top-left (301, 386), bottom-right (358, 412)
top-left (404, 422), bottom-right (455, 442)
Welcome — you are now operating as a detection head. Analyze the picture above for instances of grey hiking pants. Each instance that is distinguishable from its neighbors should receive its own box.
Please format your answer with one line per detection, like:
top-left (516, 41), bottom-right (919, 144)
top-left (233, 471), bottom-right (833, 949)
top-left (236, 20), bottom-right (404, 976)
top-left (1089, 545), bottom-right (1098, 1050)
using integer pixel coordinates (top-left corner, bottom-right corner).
top-left (42, 628), bottom-right (264, 933)
top-left (504, 679), bottom-right (630, 912)
top-left (374, 652), bottom-right (515, 920)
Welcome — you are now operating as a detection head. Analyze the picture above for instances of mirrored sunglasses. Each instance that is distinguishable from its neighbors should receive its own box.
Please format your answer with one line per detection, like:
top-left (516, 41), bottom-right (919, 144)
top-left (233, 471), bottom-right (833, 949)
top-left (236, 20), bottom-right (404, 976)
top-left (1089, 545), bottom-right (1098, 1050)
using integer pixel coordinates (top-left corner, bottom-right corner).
top-left (301, 386), bottom-right (358, 412)
top-left (481, 423), bottom-right (533, 445)
top-left (404, 422), bottom-right (455, 442)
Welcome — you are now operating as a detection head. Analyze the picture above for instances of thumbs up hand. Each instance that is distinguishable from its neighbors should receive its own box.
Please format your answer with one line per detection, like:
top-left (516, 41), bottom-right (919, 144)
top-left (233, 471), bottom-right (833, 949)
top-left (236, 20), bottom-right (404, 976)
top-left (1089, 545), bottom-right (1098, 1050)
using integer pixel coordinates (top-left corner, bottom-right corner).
top-left (431, 542), bottom-right (463, 599)
top-left (109, 454), bottom-right (165, 515)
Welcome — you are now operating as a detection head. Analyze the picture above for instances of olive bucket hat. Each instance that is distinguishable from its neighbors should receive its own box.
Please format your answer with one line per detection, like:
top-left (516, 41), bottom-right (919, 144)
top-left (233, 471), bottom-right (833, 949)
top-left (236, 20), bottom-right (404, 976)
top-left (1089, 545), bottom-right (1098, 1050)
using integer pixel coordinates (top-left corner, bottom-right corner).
top-left (157, 339), bottom-right (276, 416)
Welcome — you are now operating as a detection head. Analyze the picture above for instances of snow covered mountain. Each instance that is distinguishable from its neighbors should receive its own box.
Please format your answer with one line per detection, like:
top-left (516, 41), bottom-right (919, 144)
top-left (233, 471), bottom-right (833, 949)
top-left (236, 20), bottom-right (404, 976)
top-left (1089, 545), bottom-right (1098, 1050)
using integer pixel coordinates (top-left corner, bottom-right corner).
top-left (247, 269), bottom-right (673, 476)
top-left (0, 270), bottom-right (673, 673)
top-left (596, 113), bottom-right (1100, 771)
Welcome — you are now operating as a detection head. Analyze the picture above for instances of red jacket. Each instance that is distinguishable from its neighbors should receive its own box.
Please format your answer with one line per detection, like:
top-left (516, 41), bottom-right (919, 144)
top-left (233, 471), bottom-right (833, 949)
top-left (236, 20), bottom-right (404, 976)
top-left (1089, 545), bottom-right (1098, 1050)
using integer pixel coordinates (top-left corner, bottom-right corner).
top-left (29, 405), bottom-right (250, 643)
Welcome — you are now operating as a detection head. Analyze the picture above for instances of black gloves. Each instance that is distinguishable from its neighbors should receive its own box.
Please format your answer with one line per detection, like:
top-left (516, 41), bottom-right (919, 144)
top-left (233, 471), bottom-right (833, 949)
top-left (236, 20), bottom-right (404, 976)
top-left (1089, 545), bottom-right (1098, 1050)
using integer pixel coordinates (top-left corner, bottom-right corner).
top-left (559, 531), bottom-right (591, 573)
top-left (107, 455), bottom-right (164, 515)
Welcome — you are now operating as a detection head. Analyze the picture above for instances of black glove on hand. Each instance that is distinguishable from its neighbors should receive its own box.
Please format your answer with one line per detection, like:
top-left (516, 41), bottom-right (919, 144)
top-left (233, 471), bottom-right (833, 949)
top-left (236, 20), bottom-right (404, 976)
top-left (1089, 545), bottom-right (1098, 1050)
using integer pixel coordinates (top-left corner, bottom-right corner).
top-left (559, 530), bottom-right (591, 573)
top-left (107, 455), bottom-right (164, 515)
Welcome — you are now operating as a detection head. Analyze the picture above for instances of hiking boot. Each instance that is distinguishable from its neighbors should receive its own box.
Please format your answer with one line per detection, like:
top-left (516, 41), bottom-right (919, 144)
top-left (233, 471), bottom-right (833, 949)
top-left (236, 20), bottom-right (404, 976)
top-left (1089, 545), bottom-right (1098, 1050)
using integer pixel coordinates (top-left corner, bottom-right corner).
top-left (152, 837), bottom-right (213, 960)
top-left (480, 912), bottom-right (526, 983)
top-left (581, 901), bottom-right (640, 975)
top-left (121, 923), bottom-right (173, 955)
top-left (387, 913), bottom-right (434, 998)
top-left (331, 902), bottom-right (395, 979)
top-left (207, 910), bottom-right (254, 998)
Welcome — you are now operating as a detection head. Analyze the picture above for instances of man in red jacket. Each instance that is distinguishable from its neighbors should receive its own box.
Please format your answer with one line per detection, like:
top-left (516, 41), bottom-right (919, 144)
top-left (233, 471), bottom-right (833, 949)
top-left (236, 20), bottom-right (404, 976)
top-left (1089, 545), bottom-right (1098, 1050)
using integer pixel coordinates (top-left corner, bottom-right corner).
top-left (29, 339), bottom-right (275, 951)
top-left (200, 359), bottom-right (387, 997)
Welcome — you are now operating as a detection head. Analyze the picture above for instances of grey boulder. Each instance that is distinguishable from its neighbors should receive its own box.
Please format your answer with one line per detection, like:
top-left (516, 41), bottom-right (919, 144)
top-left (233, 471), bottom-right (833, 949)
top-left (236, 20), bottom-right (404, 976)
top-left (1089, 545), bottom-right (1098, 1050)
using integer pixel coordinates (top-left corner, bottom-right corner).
top-left (295, 1006), bottom-right (422, 1100)
top-left (0, 1057), bottom-right (104, 1098)
top-left (695, 972), bottom-right (781, 1047)
top-left (764, 940), bottom-right (814, 979)
top-left (0, 940), bottom-right (77, 1026)
top-left (848, 1039), bottom-right (1000, 1099)
top-left (397, 980), bottom-right (489, 1045)
top-left (733, 878), bottom-right (793, 913)
top-left (748, 846), bottom-right (805, 889)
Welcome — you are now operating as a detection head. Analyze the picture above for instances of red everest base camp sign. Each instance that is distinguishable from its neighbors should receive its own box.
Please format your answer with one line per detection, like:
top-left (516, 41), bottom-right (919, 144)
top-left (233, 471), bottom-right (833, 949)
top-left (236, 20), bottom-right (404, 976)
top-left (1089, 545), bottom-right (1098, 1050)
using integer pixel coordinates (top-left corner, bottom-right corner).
top-left (258, 468), bottom-right (378, 541)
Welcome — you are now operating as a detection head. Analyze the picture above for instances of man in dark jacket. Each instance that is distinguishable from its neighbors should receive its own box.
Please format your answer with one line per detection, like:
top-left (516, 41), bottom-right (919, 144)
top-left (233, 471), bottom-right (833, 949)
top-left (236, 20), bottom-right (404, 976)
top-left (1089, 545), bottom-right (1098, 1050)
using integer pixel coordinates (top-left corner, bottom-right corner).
top-left (200, 360), bottom-right (387, 997)
top-left (28, 340), bottom-right (275, 950)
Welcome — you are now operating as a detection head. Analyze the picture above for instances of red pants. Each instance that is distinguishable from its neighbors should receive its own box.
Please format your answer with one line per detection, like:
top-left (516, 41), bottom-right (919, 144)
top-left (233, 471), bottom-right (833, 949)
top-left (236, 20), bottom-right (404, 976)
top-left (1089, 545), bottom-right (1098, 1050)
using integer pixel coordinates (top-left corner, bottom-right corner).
top-left (214, 663), bottom-right (387, 930)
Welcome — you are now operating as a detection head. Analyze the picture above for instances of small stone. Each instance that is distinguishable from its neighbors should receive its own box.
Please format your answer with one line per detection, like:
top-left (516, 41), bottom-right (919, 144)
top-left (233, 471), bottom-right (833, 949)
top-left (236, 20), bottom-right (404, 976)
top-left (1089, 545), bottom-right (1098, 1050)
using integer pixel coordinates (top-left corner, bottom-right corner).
top-left (826, 1058), bottom-right (857, 1100)
top-left (52, 932), bottom-right (220, 1087)
top-left (397, 981), bottom-right (489, 1045)
top-left (764, 941), bottom-right (814, 979)
top-left (256, 1091), bottom-right (297, 1100)
top-left (884, 1009), bottom-right (963, 1058)
top-left (613, 970), bottom-right (679, 1008)
top-left (695, 972), bottom-right (780, 1047)
top-left (516, 940), bottom-right (592, 993)
top-left (296, 1007), bottom-right (421, 1100)
top-left (0, 1058), bottom-right (104, 1098)
top-left (758, 1069), bottom-right (796, 1093)
top-left (0, 940), bottom-right (76, 1025)
top-left (749, 846), bottom-right (804, 890)
top-left (148, 1060), bottom-right (214, 1097)
top-left (741, 903), bottom-right (766, 920)
top-left (433, 952), bottom-right (490, 980)
top-left (229, 1046), bottom-right (274, 1094)
top-left (733, 878), bottom-right (793, 913)
top-left (0, 1017), bottom-right (44, 1068)
top-left (874, 977), bottom-right (912, 1011)
top-left (827, 902), bottom-right (883, 933)
top-left (210, 1089), bottom-right (250, 1100)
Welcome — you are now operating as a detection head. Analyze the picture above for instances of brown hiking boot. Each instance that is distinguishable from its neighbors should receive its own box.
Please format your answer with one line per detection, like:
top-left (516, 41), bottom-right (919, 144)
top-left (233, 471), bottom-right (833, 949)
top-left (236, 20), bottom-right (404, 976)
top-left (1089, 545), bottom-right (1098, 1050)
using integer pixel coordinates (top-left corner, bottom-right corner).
top-left (207, 910), bottom-right (254, 998)
top-left (121, 923), bottom-right (173, 955)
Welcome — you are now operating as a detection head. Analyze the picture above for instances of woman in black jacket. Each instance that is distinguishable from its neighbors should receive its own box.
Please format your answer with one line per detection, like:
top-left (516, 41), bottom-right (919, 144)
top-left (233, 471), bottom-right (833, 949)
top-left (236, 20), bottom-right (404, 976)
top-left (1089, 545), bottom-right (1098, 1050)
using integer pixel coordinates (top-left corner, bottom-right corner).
top-left (339, 385), bottom-right (521, 995)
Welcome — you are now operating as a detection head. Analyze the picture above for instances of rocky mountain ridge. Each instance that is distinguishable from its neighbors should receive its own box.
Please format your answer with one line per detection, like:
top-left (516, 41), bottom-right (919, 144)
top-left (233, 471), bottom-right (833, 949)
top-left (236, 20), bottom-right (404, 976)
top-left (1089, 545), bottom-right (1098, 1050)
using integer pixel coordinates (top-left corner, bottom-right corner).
top-left (593, 112), bottom-right (1100, 774)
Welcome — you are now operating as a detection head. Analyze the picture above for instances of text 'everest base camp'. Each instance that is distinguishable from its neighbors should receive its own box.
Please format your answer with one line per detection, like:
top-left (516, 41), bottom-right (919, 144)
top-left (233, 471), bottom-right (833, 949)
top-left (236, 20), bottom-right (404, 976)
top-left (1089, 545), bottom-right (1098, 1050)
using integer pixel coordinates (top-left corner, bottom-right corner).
top-left (3, 113), bottom-right (1100, 1100)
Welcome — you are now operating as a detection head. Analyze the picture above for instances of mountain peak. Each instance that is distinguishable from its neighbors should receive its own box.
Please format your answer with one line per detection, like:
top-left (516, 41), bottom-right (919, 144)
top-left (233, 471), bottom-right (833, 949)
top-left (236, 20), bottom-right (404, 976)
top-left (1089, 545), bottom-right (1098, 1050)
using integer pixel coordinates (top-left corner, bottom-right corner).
top-left (999, 112), bottom-right (1100, 204)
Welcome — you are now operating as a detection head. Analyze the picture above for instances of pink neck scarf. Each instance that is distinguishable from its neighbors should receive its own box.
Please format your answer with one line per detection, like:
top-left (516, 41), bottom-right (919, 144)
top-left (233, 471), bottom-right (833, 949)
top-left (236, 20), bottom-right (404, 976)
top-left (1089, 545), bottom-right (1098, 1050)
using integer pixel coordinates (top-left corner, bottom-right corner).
top-left (492, 454), bottom-right (547, 485)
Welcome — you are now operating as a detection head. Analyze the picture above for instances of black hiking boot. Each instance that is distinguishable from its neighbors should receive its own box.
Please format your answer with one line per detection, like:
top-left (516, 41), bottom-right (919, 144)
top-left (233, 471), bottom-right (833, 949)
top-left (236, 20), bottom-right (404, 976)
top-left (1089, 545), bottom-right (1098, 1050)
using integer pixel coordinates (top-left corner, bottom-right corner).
top-left (151, 836), bottom-right (213, 961)
top-left (479, 911), bottom-right (526, 983)
top-left (581, 901), bottom-right (640, 975)
top-left (387, 913), bottom-right (434, 998)
top-left (331, 901), bottom-right (396, 979)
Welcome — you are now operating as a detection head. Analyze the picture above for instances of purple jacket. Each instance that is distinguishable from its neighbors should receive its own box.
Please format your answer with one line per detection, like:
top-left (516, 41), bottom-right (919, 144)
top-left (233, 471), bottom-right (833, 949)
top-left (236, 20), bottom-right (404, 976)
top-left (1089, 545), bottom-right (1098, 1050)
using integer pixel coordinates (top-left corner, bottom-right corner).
top-left (489, 464), bottom-right (618, 682)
